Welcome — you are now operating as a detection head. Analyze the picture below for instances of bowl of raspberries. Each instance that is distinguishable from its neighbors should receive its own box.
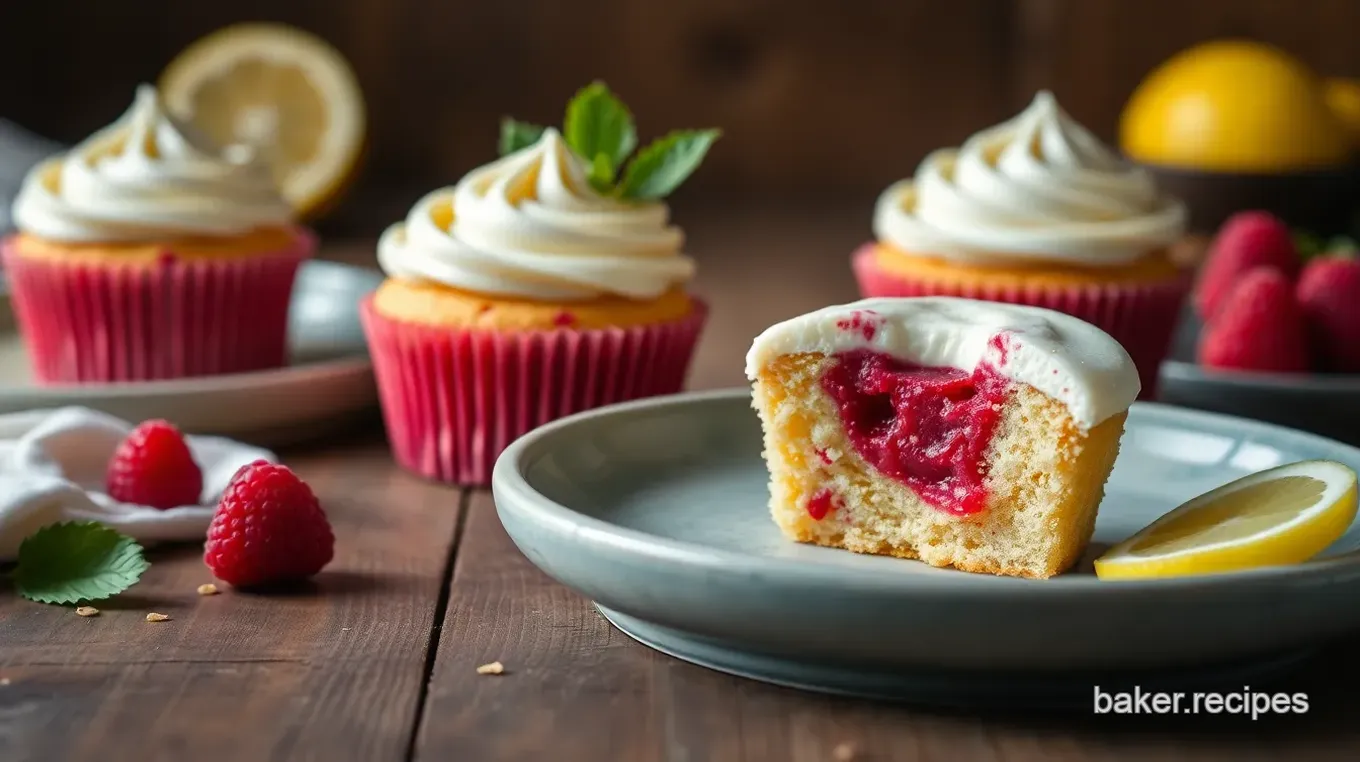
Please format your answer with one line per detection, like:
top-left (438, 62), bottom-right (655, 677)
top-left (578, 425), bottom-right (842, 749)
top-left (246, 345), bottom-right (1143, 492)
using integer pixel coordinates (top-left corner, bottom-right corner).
top-left (1158, 210), bottom-right (1360, 444)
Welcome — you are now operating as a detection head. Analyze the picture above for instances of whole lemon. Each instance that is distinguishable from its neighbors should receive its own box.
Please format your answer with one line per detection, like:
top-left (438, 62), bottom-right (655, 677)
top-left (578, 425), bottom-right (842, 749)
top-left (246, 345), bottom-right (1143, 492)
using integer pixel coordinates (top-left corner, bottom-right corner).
top-left (1120, 40), bottom-right (1353, 172)
top-left (1324, 78), bottom-right (1360, 144)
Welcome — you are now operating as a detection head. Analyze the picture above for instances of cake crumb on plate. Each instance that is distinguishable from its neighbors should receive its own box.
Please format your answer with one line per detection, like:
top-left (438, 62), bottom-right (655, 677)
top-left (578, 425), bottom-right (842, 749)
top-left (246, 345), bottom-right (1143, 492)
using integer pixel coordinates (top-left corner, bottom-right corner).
top-left (476, 661), bottom-right (505, 675)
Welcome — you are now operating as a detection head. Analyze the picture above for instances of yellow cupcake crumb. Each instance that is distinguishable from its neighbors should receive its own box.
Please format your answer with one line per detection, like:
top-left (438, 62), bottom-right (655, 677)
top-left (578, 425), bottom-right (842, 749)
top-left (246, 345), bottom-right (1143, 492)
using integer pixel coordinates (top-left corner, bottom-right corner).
top-left (7, 226), bottom-right (303, 267)
top-left (371, 278), bottom-right (696, 331)
top-left (871, 243), bottom-right (1183, 288)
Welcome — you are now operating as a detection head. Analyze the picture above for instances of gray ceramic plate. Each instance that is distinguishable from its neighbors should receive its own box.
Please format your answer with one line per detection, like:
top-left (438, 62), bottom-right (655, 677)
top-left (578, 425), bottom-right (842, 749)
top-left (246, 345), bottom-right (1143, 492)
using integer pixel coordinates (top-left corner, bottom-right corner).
top-left (494, 389), bottom-right (1360, 704)
top-left (1159, 305), bottom-right (1360, 446)
top-left (0, 260), bottom-right (381, 446)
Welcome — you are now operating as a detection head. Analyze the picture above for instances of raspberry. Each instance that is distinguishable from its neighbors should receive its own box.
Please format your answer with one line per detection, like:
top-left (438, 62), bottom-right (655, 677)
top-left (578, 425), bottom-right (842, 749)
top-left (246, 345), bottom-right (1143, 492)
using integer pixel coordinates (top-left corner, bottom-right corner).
top-left (106, 419), bottom-right (204, 509)
top-left (204, 460), bottom-right (334, 587)
top-left (1195, 211), bottom-right (1299, 319)
top-left (1198, 267), bottom-right (1310, 373)
top-left (1297, 253), bottom-right (1360, 372)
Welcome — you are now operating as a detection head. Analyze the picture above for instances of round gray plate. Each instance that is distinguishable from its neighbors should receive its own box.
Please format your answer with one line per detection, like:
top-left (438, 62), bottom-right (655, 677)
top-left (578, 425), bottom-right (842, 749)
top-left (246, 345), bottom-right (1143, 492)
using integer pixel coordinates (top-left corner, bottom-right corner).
top-left (0, 260), bottom-right (381, 446)
top-left (493, 389), bottom-right (1360, 703)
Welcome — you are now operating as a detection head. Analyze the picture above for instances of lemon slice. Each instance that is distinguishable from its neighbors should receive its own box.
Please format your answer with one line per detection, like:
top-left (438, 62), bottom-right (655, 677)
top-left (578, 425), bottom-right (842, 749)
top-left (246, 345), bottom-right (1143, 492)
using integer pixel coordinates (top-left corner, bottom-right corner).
top-left (1094, 460), bottom-right (1358, 580)
top-left (159, 23), bottom-right (366, 219)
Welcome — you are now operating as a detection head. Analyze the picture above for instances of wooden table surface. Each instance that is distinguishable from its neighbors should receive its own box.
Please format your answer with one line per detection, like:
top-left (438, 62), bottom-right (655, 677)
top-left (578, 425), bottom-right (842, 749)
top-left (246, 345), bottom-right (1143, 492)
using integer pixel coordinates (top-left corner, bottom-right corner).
top-left (2, 202), bottom-right (1359, 762)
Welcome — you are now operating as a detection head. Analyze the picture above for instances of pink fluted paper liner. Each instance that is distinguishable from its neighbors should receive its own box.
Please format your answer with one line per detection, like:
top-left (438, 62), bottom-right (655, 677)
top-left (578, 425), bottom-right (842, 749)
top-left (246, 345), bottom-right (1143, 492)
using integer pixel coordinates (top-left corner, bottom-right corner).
top-left (361, 296), bottom-right (709, 486)
top-left (852, 244), bottom-right (1190, 399)
top-left (1, 229), bottom-right (314, 384)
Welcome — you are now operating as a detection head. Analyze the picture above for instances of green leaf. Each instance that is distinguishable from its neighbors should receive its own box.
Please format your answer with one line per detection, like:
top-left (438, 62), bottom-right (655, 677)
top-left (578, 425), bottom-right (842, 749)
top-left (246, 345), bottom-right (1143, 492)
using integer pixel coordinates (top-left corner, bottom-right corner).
top-left (617, 129), bottom-right (721, 200)
top-left (13, 522), bottom-right (149, 605)
top-left (563, 81), bottom-right (637, 175)
top-left (586, 153), bottom-right (617, 193)
top-left (499, 118), bottom-right (547, 156)
top-left (1294, 230), bottom-right (1327, 261)
top-left (1327, 235), bottom-right (1360, 257)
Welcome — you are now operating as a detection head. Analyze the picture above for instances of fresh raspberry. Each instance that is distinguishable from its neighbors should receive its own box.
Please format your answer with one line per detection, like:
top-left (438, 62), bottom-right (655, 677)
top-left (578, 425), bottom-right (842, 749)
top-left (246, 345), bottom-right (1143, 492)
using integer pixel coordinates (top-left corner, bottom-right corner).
top-left (1198, 267), bottom-right (1310, 373)
top-left (1297, 252), bottom-right (1360, 372)
top-left (1195, 211), bottom-right (1299, 319)
top-left (105, 419), bottom-right (204, 509)
top-left (204, 460), bottom-right (334, 587)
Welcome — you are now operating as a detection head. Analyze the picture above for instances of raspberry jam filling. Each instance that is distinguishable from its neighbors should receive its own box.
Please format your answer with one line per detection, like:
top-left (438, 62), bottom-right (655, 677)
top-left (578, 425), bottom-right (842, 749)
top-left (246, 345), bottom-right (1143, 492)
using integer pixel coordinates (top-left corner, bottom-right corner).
top-left (819, 345), bottom-right (1011, 515)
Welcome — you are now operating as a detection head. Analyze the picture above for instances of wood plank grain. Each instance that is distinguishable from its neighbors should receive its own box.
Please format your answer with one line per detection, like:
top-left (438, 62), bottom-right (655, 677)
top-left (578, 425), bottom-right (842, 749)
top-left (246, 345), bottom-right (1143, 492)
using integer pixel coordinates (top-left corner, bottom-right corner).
top-left (417, 495), bottom-right (1360, 762)
top-left (0, 0), bottom-right (1013, 198)
top-left (0, 439), bottom-right (464, 762)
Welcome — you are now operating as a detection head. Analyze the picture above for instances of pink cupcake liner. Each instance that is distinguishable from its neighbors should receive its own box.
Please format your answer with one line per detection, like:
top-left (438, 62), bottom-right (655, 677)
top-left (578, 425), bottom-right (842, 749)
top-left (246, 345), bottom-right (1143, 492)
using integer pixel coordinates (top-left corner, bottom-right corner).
top-left (852, 244), bottom-right (1190, 399)
top-left (360, 296), bottom-right (710, 486)
top-left (1, 229), bottom-right (314, 385)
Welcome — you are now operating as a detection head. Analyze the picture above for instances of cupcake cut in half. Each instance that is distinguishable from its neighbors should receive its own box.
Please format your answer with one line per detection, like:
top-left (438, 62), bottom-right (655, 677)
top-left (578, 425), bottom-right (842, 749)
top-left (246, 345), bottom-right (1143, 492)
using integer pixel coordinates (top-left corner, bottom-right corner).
top-left (746, 296), bottom-right (1141, 579)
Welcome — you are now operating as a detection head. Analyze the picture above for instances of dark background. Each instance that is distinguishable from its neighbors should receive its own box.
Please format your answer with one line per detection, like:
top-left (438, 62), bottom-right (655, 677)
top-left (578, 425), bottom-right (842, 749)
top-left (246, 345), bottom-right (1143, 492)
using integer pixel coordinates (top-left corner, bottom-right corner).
top-left (2, 0), bottom-right (1358, 234)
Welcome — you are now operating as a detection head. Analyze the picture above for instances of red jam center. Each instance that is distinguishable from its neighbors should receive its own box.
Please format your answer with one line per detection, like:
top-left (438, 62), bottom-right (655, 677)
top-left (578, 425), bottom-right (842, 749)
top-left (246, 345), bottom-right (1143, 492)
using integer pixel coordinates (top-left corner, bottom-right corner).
top-left (819, 346), bottom-right (1011, 515)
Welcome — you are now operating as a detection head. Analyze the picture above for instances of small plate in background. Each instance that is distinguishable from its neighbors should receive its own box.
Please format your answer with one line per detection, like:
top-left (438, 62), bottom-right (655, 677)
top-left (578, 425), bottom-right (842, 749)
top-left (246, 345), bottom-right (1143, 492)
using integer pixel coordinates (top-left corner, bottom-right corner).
top-left (0, 260), bottom-right (381, 447)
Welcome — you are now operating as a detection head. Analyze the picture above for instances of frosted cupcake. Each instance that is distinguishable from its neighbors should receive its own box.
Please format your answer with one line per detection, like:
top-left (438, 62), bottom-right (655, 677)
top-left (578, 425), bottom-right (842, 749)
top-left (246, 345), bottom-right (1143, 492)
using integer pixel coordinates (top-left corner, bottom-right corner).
top-left (853, 91), bottom-right (1189, 396)
top-left (362, 82), bottom-right (715, 485)
top-left (3, 85), bottom-right (312, 383)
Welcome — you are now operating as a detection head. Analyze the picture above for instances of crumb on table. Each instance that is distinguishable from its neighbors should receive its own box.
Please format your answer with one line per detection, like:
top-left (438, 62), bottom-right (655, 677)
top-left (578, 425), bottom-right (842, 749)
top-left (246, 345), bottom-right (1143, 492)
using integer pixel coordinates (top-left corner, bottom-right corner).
top-left (145, 612), bottom-right (171, 623)
top-left (197, 583), bottom-right (219, 596)
top-left (75, 606), bottom-right (99, 617)
top-left (476, 661), bottom-right (505, 675)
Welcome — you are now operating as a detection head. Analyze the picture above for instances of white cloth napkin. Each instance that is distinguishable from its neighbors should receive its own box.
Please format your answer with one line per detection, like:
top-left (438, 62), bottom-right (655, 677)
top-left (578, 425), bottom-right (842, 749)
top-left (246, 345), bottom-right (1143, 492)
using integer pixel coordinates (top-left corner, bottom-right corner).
top-left (0, 407), bottom-right (275, 561)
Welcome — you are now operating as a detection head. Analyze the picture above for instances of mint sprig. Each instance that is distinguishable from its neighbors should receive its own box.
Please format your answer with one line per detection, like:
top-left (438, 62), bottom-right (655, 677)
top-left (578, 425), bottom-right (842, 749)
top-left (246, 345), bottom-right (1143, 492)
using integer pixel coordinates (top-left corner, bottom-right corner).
top-left (618, 129), bottom-right (722, 200)
top-left (1294, 229), bottom-right (1360, 262)
top-left (497, 80), bottom-right (720, 200)
top-left (564, 81), bottom-right (638, 192)
top-left (11, 521), bottom-right (148, 605)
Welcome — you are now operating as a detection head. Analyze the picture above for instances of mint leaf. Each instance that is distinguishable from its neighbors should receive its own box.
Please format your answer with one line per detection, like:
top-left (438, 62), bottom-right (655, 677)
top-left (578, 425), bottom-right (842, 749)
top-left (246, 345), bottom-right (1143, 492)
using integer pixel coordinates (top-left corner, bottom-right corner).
top-left (499, 119), bottom-right (547, 156)
top-left (586, 152), bottom-right (616, 192)
top-left (563, 81), bottom-right (637, 188)
top-left (617, 129), bottom-right (721, 200)
top-left (14, 522), bottom-right (149, 605)
top-left (1327, 235), bottom-right (1360, 256)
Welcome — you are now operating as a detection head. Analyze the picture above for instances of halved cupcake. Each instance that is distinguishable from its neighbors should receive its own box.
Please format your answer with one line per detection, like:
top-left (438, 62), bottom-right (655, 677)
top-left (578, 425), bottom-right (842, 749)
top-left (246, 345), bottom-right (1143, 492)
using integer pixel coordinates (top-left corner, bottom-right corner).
top-left (3, 85), bottom-right (311, 383)
top-left (746, 296), bottom-right (1140, 579)
top-left (854, 91), bottom-right (1189, 397)
top-left (362, 82), bottom-right (717, 485)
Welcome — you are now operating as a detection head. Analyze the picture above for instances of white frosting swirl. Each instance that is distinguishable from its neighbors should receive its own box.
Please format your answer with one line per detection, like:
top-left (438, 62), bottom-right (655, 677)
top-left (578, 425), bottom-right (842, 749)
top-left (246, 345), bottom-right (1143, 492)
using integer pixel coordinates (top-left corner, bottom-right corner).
top-left (11, 85), bottom-right (292, 242)
top-left (746, 296), bottom-right (1140, 429)
top-left (377, 128), bottom-right (694, 301)
top-left (873, 91), bottom-right (1186, 267)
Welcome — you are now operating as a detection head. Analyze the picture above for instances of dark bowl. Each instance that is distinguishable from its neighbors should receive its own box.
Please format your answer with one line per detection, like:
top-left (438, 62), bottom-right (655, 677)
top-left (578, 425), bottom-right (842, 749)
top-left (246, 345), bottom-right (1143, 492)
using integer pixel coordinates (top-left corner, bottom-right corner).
top-left (1138, 161), bottom-right (1360, 237)
top-left (1157, 305), bottom-right (1360, 446)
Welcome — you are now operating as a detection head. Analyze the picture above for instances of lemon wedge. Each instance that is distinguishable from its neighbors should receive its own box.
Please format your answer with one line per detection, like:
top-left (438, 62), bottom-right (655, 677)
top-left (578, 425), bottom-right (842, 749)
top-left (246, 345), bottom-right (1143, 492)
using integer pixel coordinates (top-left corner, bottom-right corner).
top-left (159, 23), bottom-right (366, 219)
top-left (1094, 460), bottom-right (1357, 580)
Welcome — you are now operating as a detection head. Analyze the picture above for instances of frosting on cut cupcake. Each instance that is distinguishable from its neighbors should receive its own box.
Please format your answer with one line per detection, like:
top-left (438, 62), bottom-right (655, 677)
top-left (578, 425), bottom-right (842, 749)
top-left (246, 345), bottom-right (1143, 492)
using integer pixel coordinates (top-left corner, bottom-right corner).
top-left (873, 91), bottom-right (1186, 268)
top-left (11, 85), bottom-right (292, 242)
top-left (745, 296), bottom-right (1140, 429)
top-left (377, 128), bottom-right (695, 301)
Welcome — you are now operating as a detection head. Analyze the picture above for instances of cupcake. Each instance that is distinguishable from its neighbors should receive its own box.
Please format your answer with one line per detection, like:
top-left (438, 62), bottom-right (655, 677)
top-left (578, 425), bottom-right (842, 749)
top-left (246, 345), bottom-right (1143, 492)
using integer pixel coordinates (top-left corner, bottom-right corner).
top-left (362, 82), bottom-right (716, 485)
top-left (853, 91), bottom-right (1189, 397)
top-left (746, 296), bottom-right (1139, 579)
top-left (2, 85), bottom-right (312, 384)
